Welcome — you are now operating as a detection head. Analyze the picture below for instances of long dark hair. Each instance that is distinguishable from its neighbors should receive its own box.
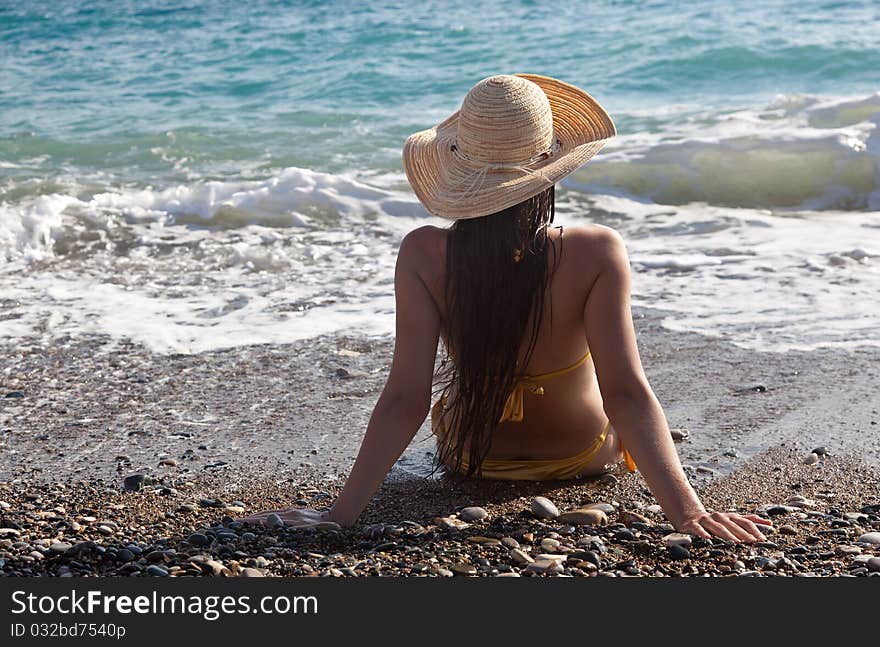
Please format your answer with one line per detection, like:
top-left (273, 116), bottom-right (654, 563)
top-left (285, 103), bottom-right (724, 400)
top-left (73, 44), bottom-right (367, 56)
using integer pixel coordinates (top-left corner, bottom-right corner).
top-left (432, 184), bottom-right (562, 478)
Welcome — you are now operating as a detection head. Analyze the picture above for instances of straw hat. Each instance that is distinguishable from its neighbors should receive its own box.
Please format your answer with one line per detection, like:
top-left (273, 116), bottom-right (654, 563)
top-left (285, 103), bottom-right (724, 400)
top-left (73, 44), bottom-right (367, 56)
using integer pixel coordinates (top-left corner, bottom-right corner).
top-left (403, 73), bottom-right (616, 220)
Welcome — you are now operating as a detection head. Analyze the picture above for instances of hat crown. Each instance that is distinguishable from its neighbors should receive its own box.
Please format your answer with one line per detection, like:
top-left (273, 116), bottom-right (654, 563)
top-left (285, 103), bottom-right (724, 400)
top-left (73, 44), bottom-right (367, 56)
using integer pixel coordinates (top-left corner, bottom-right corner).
top-left (456, 75), bottom-right (554, 165)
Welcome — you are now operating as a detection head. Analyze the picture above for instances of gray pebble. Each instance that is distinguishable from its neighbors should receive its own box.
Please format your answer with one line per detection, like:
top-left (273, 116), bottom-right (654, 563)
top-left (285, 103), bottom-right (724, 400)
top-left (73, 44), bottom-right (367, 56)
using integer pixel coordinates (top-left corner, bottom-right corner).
top-left (667, 544), bottom-right (690, 560)
top-left (509, 548), bottom-right (534, 564)
top-left (451, 564), bottom-right (477, 576)
top-left (146, 565), bottom-right (169, 577)
top-left (188, 533), bottom-right (210, 547)
top-left (123, 474), bottom-right (147, 492)
top-left (49, 542), bottom-right (72, 555)
top-left (459, 506), bottom-right (488, 522)
top-left (266, 513), bottom-right (284, 529)
top-left (239, 567), bottom-right (265, 577)
top-left (531, 497), bottom-right (559, 520)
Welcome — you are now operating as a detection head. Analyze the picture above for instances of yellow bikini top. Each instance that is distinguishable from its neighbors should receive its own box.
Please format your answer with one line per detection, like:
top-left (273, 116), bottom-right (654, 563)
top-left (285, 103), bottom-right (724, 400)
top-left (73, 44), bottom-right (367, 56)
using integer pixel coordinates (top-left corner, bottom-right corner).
top-left (499, 349), bottom-right (592, 423)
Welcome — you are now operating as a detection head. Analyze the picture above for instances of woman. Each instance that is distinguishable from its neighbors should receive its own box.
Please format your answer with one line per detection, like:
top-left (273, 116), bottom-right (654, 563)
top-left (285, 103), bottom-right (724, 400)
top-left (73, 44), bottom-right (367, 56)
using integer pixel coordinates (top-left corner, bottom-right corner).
top-left (244, 74), bottom-right (770, 542)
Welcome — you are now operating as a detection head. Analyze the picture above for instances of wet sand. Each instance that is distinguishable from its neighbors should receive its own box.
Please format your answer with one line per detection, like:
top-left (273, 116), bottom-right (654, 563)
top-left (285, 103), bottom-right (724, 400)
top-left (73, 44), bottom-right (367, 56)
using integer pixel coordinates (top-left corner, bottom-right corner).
top-left (2, 306), bottom-right (878, 483)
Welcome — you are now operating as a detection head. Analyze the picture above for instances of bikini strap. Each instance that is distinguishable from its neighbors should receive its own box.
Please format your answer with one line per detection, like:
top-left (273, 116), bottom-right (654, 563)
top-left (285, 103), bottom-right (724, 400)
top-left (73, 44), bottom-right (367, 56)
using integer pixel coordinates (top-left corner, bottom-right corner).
top-left (500, 349), bottom-right (592, 424)
top-left (515, 349), bottom-right (591, 382)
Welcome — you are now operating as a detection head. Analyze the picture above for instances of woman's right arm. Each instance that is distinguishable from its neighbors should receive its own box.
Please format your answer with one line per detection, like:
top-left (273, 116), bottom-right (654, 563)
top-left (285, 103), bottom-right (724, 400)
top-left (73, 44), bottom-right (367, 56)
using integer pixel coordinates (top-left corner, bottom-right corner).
top-left (580, 226), bottom-right (770, 542)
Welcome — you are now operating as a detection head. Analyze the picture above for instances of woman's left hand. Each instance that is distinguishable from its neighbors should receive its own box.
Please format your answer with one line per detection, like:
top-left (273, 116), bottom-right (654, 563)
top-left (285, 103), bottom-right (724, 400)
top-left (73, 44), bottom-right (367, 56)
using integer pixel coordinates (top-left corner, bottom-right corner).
top-left (240, 507), bottom-right (334, 528)
top-left (677, 510), bottom-right (771, 543)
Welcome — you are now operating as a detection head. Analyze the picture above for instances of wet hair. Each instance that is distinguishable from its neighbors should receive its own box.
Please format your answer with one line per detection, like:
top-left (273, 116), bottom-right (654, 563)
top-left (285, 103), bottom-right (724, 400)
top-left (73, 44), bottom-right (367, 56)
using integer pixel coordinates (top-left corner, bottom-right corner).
top-left (432, 185), bottom-right (562, 478)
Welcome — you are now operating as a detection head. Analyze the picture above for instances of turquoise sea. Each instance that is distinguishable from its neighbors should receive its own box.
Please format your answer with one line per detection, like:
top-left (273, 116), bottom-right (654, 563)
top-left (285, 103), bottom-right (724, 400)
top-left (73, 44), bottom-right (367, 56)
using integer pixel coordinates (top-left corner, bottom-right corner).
top-left (1, 0), bottom-right (879, 353)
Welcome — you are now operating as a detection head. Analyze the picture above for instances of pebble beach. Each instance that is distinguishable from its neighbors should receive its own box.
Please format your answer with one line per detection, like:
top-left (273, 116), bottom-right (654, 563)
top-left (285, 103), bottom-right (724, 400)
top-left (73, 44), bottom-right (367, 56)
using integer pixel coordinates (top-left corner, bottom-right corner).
top-left (1, 448), bottom-right (879, 578)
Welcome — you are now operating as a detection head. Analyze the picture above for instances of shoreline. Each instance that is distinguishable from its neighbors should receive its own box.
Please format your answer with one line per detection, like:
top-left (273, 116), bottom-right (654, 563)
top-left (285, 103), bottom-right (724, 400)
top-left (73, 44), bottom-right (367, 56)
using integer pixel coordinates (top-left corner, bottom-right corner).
top-left (2, 306), bottom-right (878, 484)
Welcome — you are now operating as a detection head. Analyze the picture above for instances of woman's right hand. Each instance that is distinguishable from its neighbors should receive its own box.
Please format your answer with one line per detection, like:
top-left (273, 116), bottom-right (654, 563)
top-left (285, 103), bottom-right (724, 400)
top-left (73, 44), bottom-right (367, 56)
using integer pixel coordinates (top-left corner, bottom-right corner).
top-left (677, 510), bottom-right (771, 543)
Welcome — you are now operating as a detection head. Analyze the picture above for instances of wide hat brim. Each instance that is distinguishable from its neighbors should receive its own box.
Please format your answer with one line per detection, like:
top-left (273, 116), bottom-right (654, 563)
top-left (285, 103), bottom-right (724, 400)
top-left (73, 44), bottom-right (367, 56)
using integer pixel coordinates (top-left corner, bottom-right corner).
top-left (403, 73), bottom-right (616, 220)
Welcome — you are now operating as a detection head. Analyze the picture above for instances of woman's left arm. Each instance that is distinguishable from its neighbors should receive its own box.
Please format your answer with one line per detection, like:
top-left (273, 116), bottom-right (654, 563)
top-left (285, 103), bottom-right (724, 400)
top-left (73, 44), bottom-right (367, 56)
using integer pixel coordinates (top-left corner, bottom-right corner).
top-left (242, 227), bottom-right (441, 528)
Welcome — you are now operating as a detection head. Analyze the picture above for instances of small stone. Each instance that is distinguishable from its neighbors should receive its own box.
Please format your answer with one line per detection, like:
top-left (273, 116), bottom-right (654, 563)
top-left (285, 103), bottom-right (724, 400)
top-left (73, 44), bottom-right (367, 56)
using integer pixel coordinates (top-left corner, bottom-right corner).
top-left (867, 557), bottom-right (880, 572)
top-left (147, 565), bottom-right (169, 577)
top-left (844, 512), bottom-right (867, 523)
top-left (501, 537), bottom-right (520, 549)
top-left (667, 544), bottom-right (690, 560)
top-left (663, 533), bottom-right (692, 548)
top-left (531, 497), bottom-right (559, 520)
top-left (614, 529), bottom-right (636, 542)
top-left (159, 458), bottom-right (178, 467)
top-left (558, 508), bottom-right (608, 526)
top-left (188, 533), bottom-right (210, 547)
top-left (5, 391), bottom-right (24, 398)
top-left (599, 474), bottom-right (619, 485)
top-left (526, 558), bottom-right (564, 575)
top-left (123, 474), bottom-right (147, 492)
top-left (803, 453), bottom-right (820, 465)
top-left (785, 497), bottom-right (818, 509)
top-left (496, 572), bottom-right (521, 577)
top-left (49, 542), bottom-right (73, 555)
top-left (0, 528), bottom-right (21, 538)
top-left (811, 446), bottom-right (829, 456)
top-left (224, 506), bottom-right (246, 515)
top-left (646, 505), bottom-right (664, 515)
top-left (540, 538), bottom-right (561, 552)
top-left (435, 568), bottom-right (453, 578)
top-left (670, 428), bottom-right (690, 441)
top-left (857, 532), bottom-right (880, 545)
top-left (459, 506), bottom-right (488, 522)
top-left (510, 548), bottom-right (534, 564)
top-left (778, 525), bottom-right (798, 535)
top-left (466, 536), bottom-right (501, 546)
top-left (763, 505), bottom-right (798, 516)
top-left (239, 567), bottom-right (266, 577)
top-left (619, 510), bottom-right (651, 527)
top-left (205, 560), bottom-right (231, 576)
top-left (117, 549), bottom-right (135, 562)
top-left (451, 564), bottom-right (477, 576)
top-left (265, 513), bottom-right (284, 529)
top-left (435, 516), bottom-right (470, 531)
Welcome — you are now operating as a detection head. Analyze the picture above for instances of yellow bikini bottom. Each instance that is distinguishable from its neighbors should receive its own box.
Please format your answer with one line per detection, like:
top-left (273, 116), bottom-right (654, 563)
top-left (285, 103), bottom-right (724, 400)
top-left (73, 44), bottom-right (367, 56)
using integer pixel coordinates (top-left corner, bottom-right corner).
top-left (430, 394), bottom-right (637, 481)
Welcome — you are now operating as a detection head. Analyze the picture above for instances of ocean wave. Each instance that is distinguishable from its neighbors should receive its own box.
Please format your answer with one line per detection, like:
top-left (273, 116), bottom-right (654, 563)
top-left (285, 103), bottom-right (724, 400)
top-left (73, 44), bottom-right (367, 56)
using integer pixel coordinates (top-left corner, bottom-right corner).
top-left (573, 93), bottom-right (880, 210)
top-left (0, 167), bottom-right (422, 263)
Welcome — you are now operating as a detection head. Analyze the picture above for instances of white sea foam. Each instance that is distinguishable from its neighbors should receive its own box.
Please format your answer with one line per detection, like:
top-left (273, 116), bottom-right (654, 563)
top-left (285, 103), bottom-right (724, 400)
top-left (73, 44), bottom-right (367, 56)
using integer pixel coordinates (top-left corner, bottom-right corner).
top-left (1, 93), bottom-right (879, 355)
top-left (575, 194), bottom-right (880, 352)
top-left (0, 166), bottom-right (422, 263)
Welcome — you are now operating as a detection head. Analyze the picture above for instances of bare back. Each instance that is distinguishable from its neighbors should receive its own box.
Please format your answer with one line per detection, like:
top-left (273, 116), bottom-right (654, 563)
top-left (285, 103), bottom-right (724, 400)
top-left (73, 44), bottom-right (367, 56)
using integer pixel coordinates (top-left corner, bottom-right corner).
top-left (418, 222), bottom-right (620, 462)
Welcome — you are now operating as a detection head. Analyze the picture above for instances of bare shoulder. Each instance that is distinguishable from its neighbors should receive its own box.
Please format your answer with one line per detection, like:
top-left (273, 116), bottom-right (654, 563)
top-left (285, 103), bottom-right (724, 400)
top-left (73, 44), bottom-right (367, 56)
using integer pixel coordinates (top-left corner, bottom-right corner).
top-left (562, 223), bottom-right (629, 268)
top-left (397, 224), bottom-right (447, 279)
